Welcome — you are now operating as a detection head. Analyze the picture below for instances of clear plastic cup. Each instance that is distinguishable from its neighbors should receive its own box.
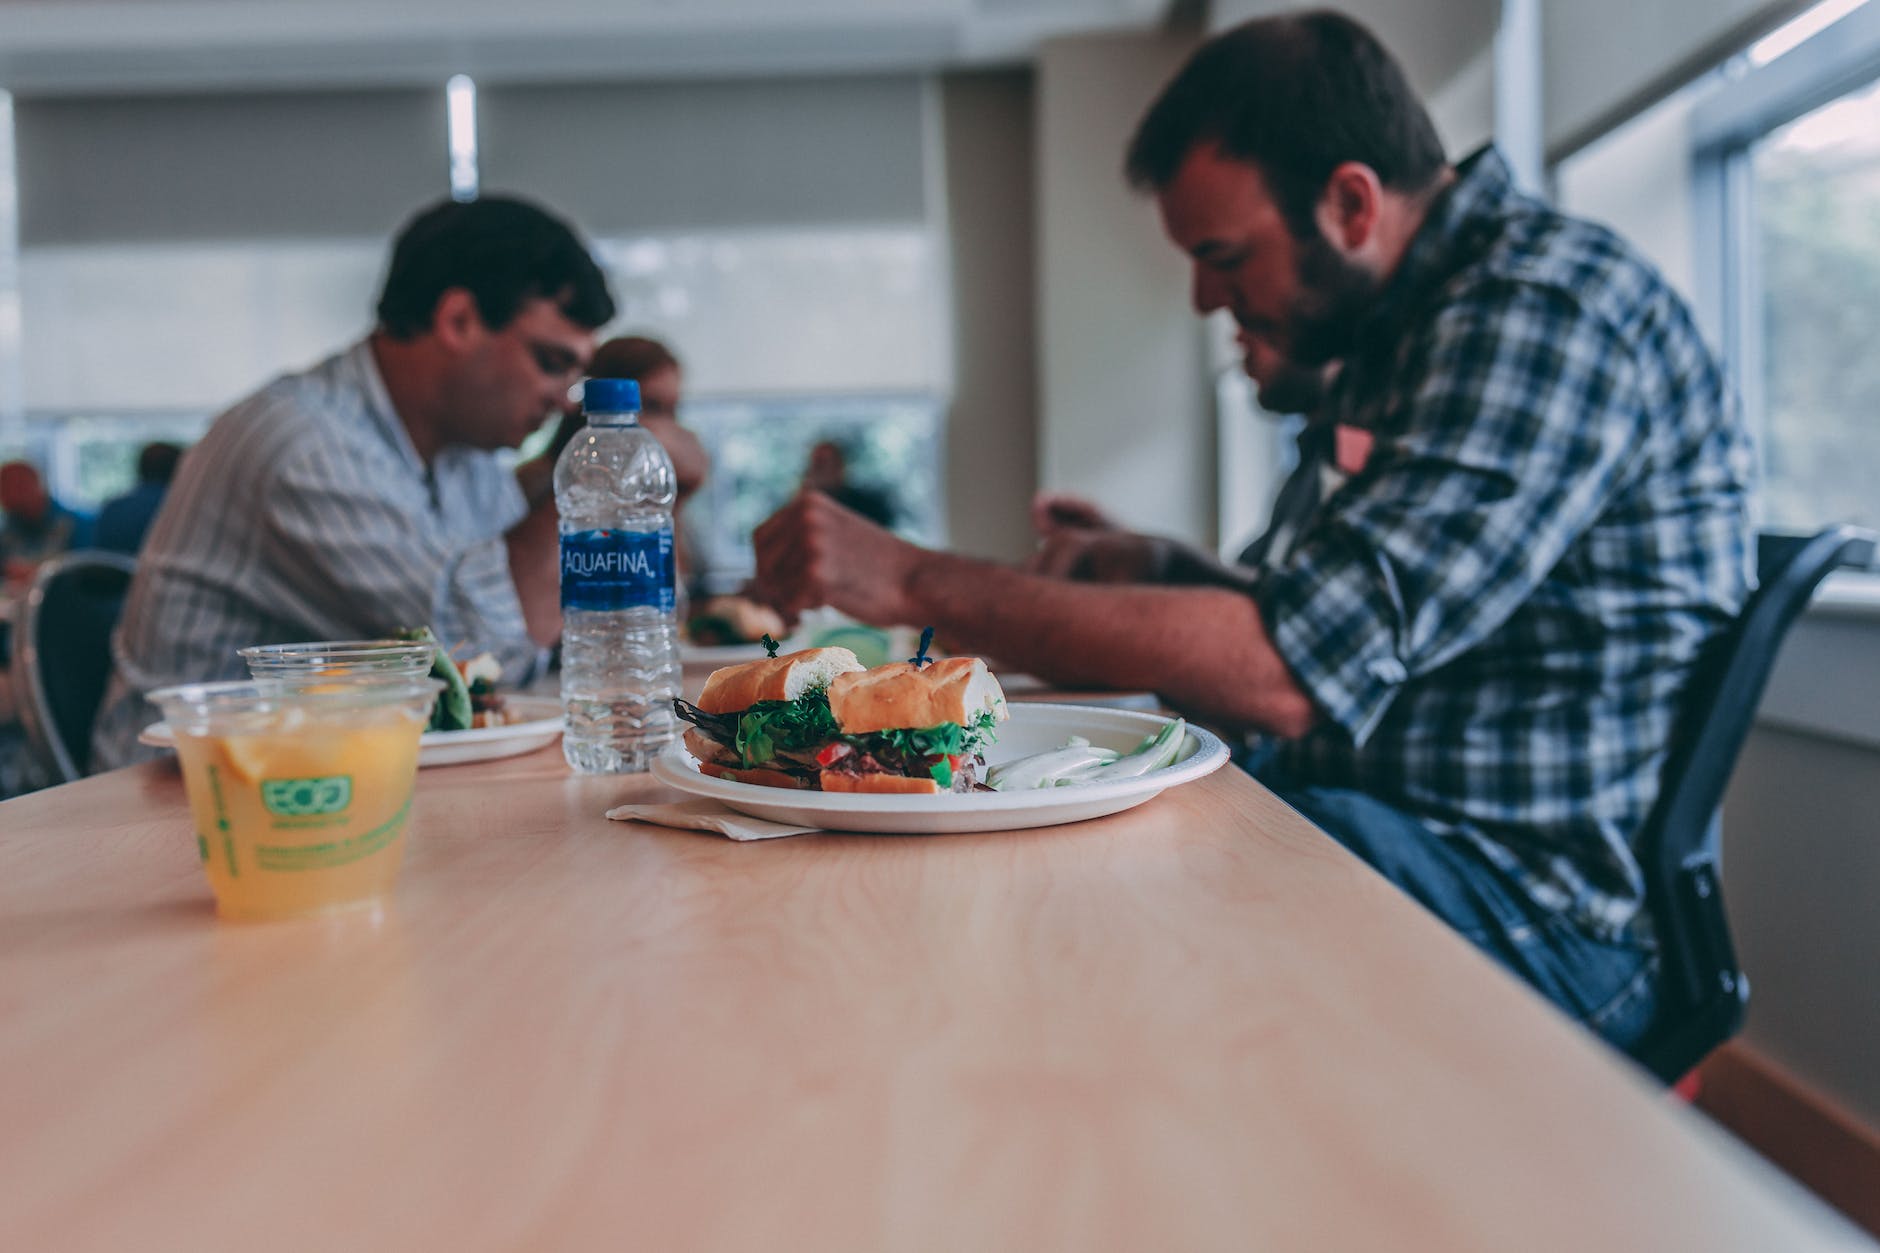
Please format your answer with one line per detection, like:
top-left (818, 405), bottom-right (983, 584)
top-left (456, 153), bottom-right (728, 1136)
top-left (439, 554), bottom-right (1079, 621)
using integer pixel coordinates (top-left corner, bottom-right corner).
top-left (150, 678), bottom-right (442, 921)
top-left (238, 639), bottom-right (437, 686)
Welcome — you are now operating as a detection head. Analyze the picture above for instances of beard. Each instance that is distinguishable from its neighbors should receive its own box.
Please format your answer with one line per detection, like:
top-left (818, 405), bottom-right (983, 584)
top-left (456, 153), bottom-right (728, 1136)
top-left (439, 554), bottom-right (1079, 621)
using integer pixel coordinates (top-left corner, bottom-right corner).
top-left (1282, 232), bottom-right (1383, 368)
top-left (1252, 363), bottom-right (1331, 416)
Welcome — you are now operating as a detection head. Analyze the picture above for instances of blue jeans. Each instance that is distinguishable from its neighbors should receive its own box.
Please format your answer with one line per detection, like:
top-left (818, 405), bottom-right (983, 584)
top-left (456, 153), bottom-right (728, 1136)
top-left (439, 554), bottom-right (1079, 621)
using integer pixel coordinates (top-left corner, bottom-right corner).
top-left (1247, 757), bottom-right (1659, 1052)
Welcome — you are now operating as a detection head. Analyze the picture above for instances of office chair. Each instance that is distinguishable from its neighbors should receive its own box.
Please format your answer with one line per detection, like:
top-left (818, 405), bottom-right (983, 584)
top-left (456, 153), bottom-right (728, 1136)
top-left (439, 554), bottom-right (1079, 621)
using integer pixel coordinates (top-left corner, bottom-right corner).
top-left (14, 549), bottom-right (138, 786)
top-left (1627, 525), bottom-right (1876, 1083)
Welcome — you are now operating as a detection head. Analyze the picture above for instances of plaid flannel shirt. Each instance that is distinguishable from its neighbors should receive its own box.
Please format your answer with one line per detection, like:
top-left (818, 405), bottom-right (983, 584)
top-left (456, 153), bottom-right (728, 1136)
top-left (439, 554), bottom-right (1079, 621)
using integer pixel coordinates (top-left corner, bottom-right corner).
top-left (1257, 148), bottom-right (1755, 941)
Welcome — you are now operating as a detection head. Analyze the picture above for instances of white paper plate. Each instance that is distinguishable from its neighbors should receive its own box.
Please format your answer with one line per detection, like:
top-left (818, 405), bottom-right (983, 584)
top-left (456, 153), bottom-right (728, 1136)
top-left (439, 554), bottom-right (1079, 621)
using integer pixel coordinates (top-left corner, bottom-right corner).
top-left (650, 703), bottom-right (1229, 834)
top-left (139, 696), bottom-right (564, 768)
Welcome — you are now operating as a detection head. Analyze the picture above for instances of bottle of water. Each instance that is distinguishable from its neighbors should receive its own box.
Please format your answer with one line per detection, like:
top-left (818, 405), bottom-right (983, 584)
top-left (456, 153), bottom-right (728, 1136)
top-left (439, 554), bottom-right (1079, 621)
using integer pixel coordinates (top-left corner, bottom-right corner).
top-left (555, 378), bottom-right (681, 773)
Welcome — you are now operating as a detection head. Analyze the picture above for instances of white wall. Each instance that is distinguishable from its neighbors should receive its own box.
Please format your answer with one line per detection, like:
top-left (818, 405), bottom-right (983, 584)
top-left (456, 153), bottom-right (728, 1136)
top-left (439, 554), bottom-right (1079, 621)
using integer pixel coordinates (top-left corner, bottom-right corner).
top-left (1430, 38), bottom-right (1498, 160)
top-left (1034, 29), bottom-right (1211, 546)
top-left (1544, 0), bottom-right (1807, 156)
top-left (1724, 723), bottom-right (1880, 1129)
top-left (940, 69), bottom-right (1038, 564)
top-left (1554, 86), bottom-right (1702, 305)
top-left (1210, 0), bottom-right (1501, 102)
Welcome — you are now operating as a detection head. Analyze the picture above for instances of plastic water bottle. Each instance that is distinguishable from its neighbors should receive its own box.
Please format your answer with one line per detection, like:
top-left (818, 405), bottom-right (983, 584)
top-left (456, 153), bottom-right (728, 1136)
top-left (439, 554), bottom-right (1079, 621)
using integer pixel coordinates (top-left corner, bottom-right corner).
top-left (555, 378), bottom-right (681, 773)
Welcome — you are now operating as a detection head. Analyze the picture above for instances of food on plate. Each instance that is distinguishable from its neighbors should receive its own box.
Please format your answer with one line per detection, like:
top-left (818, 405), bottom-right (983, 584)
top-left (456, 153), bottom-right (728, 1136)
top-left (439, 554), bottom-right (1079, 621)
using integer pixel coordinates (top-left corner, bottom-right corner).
top-left (820, 658), bottom-right (1009, 793)
top-left (672, 646), bottom-right (866, 788)
top-left (455, 653), bottom-right (511, 729)
top-left (985, 719), bottom-right (1187, 791)
top-left (685, 595), bottom-right (789, 647)
top-left (395, 626), bottom-right (513, 731)
top-left (673, 648), bottom-right (1009, 793)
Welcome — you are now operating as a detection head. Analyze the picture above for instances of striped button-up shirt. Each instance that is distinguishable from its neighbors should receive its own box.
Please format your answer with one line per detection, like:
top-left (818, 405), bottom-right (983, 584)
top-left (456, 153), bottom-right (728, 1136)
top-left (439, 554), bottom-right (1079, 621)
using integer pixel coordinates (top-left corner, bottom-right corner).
top-left (92, 340), bottom-right (539, 769)
top-left (1257, 148), bottom-right (1755, 941)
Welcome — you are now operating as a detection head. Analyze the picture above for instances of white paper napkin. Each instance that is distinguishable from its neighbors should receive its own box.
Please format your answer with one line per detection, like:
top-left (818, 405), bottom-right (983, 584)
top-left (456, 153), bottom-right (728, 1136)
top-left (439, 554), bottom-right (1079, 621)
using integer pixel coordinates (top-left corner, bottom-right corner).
top-left (605, 798), bottom-right (822, 841)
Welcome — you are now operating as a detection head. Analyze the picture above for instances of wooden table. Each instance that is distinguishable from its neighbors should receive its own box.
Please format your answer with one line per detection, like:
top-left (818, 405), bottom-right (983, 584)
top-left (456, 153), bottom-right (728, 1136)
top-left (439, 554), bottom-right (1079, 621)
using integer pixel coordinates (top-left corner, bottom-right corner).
top-left (0, 745), bottom-right (1868, 1251)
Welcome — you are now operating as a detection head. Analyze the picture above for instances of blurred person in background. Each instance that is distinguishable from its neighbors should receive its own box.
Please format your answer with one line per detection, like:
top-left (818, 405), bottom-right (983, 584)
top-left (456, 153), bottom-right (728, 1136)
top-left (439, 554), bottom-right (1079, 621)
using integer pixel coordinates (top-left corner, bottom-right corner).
top-left (91, 195), bottom-right (616, 770)
top-left (0, 460), bottom-right (93, 586)
top-left (802, 438), bottom-right (896, 530)
top-left (95, 441), bottom-right (185, 556)
top-left (546, 334), bottom-right (710, 596)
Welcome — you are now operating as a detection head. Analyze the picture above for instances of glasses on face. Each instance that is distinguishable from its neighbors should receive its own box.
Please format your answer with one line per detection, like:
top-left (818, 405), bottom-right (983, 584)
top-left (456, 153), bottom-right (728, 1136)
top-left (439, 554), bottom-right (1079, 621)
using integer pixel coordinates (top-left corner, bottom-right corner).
top-left (523, 338), bottom-right (585, 382)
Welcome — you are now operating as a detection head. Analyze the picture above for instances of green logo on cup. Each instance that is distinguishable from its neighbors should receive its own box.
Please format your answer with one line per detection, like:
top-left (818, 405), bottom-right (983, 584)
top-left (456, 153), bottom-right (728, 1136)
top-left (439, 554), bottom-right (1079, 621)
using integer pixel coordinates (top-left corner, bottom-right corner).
top-left (261, 775), bottom-right (353, 817)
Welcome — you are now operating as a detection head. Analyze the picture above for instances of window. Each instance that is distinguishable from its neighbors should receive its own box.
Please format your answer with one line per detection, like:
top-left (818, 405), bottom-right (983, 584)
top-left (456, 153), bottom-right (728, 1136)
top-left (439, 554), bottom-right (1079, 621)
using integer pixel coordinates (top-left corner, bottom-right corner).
top-left (591, 228), bottom-right (948, 586)
top-left (0, 411), bottom-right (209, 511)
top-left (12, 237), bottom-right (386, 509)
top-left (1746, 78), bottom-right (1880, 529)
top-left (1690, 0), bottom-right (1880, 532)
top-left (682, 393), bottom-right (942, 591)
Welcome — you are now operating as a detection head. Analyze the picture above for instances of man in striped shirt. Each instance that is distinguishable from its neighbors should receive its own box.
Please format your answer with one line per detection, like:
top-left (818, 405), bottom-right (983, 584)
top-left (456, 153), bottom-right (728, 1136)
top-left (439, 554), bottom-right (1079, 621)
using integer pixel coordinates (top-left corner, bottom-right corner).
top-left (92, 196), bottom-right (616, 769)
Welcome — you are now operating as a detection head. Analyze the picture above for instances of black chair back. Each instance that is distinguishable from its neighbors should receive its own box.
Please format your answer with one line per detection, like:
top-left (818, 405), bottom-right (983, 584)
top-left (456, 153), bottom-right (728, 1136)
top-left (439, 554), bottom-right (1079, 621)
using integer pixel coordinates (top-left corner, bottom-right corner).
top-left (15, 550), bottom-right (137, 785)
top-left (1627, 525), bottom-right (1876, 1081)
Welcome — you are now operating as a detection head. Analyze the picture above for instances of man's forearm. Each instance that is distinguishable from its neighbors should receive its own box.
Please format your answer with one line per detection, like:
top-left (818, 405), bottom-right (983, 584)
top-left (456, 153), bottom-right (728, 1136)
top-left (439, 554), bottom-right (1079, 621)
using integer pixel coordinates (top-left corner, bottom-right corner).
top-left (902, 549), bottom-right (1314, 736)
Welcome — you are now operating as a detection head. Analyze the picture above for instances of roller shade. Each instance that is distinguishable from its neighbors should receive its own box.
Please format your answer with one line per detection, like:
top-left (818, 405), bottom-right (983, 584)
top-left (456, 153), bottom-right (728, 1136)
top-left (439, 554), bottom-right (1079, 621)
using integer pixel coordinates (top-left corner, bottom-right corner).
top-left (14, 88), bottom-right (448, 245)
top-left (475, 75), bottom-right (929, 235)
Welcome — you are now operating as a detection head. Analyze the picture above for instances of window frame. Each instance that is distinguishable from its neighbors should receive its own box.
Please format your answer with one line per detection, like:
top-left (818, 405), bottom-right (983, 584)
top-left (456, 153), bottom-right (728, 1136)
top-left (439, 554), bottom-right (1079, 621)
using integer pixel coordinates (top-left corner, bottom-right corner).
top-left (1692, 1), bottom-right (1880, 540)
top-left (1686, 6), bottom-right (1880, 751)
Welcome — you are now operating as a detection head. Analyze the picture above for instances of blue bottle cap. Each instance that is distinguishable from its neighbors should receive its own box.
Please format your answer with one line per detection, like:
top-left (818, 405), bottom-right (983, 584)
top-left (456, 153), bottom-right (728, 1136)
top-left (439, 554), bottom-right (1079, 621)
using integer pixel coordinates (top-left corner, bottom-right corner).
top-left (583, 378), bottom-right (641, 413)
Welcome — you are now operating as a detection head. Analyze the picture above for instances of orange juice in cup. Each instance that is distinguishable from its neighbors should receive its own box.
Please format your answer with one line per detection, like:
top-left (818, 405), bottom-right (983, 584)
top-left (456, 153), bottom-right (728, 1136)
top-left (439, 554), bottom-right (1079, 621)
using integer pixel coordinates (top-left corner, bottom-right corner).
top-left (149, 679), bottom-right (441, 921)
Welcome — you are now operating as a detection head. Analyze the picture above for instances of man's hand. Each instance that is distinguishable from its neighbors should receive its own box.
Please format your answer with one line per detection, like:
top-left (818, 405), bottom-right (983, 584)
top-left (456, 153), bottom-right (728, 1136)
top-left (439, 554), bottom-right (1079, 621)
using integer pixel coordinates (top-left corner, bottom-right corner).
top-left (1027, 490), bottom-right (1169, 583)
top-left (750, 490), bottom-right (924, 625)
top-left (1026, 529), bottom-right (1171, 583)
top-left (644, 416), bottom-right (709, 507)
top-left (1030, 491), bottom-right (1116, 537)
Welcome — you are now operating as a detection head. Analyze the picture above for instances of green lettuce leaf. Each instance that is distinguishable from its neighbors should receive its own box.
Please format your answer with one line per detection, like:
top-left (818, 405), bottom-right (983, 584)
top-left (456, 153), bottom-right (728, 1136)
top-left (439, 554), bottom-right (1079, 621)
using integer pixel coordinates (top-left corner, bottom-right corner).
top-left (734, 689), bottom-right (840, 767)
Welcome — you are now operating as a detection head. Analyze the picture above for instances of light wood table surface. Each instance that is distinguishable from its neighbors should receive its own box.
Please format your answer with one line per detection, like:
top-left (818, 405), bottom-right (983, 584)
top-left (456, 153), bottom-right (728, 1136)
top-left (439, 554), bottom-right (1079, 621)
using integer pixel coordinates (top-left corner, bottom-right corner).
top-left (0, 739), bottom-right (1869, 1251)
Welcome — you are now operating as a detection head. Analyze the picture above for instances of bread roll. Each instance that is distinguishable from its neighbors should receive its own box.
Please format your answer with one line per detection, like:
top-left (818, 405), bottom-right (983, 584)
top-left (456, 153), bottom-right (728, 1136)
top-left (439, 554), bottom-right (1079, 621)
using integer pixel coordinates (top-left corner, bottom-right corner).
top-left (696, 647), bottom-right (864, 715)
top-left (826, 657), bottom-right (1008, 734)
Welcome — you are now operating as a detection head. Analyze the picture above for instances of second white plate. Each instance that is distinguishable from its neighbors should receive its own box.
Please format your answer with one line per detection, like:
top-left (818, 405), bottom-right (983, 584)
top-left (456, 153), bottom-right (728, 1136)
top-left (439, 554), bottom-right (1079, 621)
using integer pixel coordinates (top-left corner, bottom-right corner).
top-left (650, 703), bottom-right (1229, 834)
top-left (679, 641), bottom-right (783, 666)
top-left (139, 696), bottom-right (565, 768)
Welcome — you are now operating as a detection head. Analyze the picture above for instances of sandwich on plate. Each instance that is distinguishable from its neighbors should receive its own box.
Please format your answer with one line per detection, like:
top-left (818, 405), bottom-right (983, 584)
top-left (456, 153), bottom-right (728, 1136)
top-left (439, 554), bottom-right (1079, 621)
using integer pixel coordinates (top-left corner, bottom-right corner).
top-left (673, 646), bottom-right (865, 790)
top-left (674, 648), bottom-right (1009, 793)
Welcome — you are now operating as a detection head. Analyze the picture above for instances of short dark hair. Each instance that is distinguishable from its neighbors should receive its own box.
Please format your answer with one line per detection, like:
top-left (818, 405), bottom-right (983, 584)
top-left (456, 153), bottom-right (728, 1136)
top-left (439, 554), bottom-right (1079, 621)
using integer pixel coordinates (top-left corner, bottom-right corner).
top-left (1125, 10), bottom-right (1447, 235)
top-left (588, 335), bottom-right (681, 381)
top-left (136, 441), bottom-right (184, 485)
top-left (375, 195), bottom-right (616, 339)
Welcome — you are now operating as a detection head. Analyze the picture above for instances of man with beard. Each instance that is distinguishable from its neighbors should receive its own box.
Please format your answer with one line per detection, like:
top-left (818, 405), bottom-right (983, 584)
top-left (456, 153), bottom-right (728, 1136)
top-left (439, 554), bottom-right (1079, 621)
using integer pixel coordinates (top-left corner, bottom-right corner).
top-left (748, 10), bottom-right (1753, 1047)
top-left (92, 196), bottom-right (615, 768)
